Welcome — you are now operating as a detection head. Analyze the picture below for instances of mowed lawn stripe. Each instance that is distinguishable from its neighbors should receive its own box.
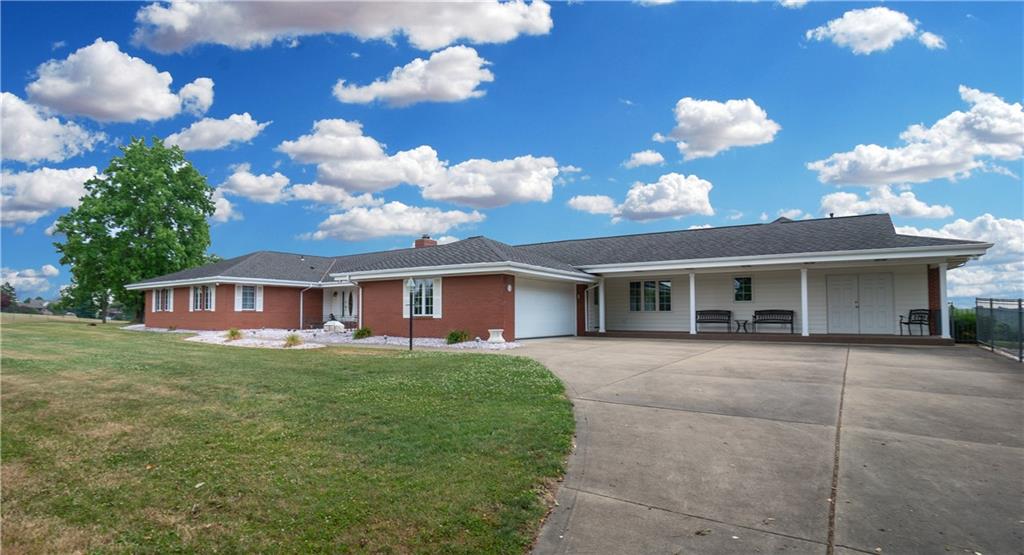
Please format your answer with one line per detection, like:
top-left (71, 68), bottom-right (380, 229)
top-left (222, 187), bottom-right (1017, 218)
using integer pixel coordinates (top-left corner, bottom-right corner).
top-left (1, 321), bottom-right (573, 554)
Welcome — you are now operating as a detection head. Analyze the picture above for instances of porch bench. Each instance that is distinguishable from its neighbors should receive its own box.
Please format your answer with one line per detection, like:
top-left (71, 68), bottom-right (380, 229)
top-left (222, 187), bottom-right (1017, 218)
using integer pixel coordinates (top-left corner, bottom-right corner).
top-left (695, 310), bottom-right (732, 332)
top-left (752, 310), bottom-right (795, 333)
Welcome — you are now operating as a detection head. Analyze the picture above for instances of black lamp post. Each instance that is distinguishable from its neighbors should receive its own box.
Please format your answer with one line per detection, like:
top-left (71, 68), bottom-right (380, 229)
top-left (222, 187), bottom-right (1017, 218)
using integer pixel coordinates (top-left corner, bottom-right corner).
top-left (405, 278), bottom-right (416, 351)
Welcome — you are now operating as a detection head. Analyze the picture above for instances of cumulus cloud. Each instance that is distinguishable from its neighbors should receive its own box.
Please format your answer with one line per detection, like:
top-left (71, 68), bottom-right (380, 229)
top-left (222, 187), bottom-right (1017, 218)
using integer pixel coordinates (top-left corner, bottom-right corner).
top-left (211, 190), bottom-right (242, 223)
top-left (1, 93), bottom-right (104, 164)
top-left (1, 166), bottom-right (97, 226)
top-left (776, 208), bottom-right (806, 220)
top-left (1, 265), bottom-right (60, 294)
top-left (304, 201), bottom-right (484, 241)
top-left (334, 46), bottom-right (494, 107)
top-left (133, 0), bottom-right (553, 53)
top-left (623, 149), bottom-right (665, 168)
top-left (289, 183), bottom-right (383, 210)
top-left (217, 164), bottom-right (290, 203)
top-left (779, 0), bottom-right (808, 8)
top-left (896, 214), bottom-right (1024, 298)
top-left (165, 113), bottom-right (270, 151)
top-left (654, 97), bottom-right (780, 160)
top-left (806, 7), bottom-right (944, 55)
top-left (568, 173), bottom-right (714, 222)
top-left (820, 186), bottom-right (954, 218)
top-left (278, 118), bottom-right (560, 207)
top-left (808, 86), bottom-right (1023, 186)
top-left (26, 38), bottom-right (214, 122)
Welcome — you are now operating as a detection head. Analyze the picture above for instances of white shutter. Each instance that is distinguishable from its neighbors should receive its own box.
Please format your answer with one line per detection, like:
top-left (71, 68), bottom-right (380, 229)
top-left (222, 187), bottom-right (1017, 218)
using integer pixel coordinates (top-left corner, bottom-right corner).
top-left (432, 278), bottom-right (442, 319)
top-left (167, 289), bottom-right (174, 312)
top-left (152, 290), bottom-right (158, 313)
top-left (401, 282), bottom-right (410, 319)
top-left (188, 287), bottom-right (194, 312)
top-left (208, 286), bottom-right (216, 312)
top-left (235, 285), bottom-right (243, 312)
top-left (255, 285), bottom-right (264, 312)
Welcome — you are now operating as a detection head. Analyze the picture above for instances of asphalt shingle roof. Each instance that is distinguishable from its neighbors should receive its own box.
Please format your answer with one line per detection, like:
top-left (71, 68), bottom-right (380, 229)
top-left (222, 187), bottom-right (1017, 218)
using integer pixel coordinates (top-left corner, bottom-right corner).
top-left (131, 214), bottom-right (988, 286)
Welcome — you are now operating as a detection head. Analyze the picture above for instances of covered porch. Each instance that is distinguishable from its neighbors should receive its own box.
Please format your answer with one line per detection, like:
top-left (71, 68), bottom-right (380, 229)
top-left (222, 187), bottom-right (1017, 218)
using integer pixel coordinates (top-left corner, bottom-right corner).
top-left (582, 258), bottom-right (957, 342)
top-left (320, 283), bottom-right (361, 329)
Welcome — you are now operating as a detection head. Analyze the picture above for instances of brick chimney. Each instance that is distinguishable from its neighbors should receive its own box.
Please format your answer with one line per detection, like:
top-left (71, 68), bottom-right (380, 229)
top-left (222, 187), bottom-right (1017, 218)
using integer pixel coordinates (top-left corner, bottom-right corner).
top-left (414, 234), bottom-right (437, 248)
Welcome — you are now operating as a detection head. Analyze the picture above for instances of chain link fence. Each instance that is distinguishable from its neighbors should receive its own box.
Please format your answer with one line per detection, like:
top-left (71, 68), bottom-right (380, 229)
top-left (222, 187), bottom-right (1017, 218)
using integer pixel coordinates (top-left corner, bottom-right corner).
top-left (975, 298), bottom-right (1023, 362)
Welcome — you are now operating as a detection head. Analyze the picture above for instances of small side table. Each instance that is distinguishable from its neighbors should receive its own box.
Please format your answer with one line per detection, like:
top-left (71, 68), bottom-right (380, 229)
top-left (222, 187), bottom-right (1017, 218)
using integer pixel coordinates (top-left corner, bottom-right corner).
top-left (734, 319), bottom-right (749, 333)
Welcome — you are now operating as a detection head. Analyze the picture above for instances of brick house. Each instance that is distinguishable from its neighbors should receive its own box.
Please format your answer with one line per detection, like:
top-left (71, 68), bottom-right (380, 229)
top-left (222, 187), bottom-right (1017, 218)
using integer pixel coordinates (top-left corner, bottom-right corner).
top-left (126, 214), bottom-right (990, 341)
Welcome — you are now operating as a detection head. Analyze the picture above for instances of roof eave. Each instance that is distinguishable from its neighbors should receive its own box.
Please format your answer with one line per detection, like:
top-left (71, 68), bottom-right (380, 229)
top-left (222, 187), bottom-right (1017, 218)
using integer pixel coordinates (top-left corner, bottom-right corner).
top-left (330, 261), bottom-right (597, 283)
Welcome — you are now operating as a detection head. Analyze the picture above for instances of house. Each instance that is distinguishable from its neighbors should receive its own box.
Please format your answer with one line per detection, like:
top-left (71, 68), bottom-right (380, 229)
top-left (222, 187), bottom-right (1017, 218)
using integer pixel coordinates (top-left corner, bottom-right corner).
top-left (125, 214), bottom-right (991, 342)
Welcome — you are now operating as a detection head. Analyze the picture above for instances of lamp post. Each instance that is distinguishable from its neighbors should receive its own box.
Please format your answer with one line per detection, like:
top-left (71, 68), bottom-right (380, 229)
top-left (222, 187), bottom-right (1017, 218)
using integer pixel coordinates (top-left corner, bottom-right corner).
top-left (405, 278), bottom-right (416, 351)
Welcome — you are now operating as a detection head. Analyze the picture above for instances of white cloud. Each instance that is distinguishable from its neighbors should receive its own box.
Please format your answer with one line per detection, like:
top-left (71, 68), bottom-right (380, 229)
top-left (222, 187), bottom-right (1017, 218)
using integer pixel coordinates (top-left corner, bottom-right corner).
top-left (304, 201), bottom-right (484, 241)
top-left (567, 195), bottom-right (618, 215)
top-left (569, 173), bottom-right (714, 222)
top-left (918, 31), bottom-right (946, 50)
top-left (278, 118), bottom-right (560, 207)
top-left (1, 166), bottom-right (97, 226)
top-left (1, 93), bottom-right (104, 164)
top-left (211, 190), bottom-right (242, 223)
top-left (421, 155), bottom-right (559, 208)
top-left (165, 113), bottom-right (270, 151)
top-left (655, 97), bottom-right (780, 160)
top-left (806, 7), bottom-right (943, 55)
top-left (808, 86), bottom-right (1024, 186)
top-left (334, 46), bottom-right (494, 107)
top-left (133, 1), bottom-right (553, 53)
top-left (217, 164), bottom-right (290, 204)
top-left (896, 214), bottom-right (1024, 299)
top-left (779, 0), bottom-right (808, 8)
top-left (26, 38), bottom-right (214, 122)
top-left (777, 208), bottom-right (805, 220)
top-left (820, 186), bottom-right (953, 218)
top-left (1, 265), bottom-right (60, 294)
top-left (289, 183), bottom-right (383, 210)
top-left (759, 212), bottom-right (770, 222)
top-left (623, 149), bottom-right (665, 168)
top-left (726, 210), bottom-right (744, 221)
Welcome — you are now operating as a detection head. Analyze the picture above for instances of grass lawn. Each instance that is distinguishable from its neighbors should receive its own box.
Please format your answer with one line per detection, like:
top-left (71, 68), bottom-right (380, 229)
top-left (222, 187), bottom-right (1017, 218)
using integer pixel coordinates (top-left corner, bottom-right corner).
top-left (1, 320), bottom-right (574, 553)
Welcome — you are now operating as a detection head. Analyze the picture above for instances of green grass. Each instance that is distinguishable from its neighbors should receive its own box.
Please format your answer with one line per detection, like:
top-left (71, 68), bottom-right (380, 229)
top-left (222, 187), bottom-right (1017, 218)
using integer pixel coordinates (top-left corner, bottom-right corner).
top-left (1, 320), bottom-right (574, 554)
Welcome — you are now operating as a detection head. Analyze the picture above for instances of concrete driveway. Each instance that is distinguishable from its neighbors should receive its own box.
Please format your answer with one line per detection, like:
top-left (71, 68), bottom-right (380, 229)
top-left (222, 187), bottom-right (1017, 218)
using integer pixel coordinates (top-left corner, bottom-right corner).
top-left (520, 338), bottom-right (1023, 554)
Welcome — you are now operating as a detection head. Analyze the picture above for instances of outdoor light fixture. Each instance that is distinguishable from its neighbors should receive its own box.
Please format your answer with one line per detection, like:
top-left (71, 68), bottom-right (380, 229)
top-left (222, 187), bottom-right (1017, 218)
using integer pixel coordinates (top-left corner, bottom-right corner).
top-left (405, 278), bottom-right (416, 351)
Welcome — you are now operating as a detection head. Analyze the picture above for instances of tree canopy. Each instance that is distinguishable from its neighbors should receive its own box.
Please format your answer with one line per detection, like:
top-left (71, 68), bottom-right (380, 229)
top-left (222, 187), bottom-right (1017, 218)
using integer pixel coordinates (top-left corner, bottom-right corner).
top-left (53, 138), bottom-right (215, 321)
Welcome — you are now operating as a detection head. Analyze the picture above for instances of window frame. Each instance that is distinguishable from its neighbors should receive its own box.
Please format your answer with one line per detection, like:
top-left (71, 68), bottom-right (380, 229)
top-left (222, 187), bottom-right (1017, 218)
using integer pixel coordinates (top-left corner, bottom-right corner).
top-left (733, 276), bottom-right (753, 302)
top-left (154, 288), bottom-right (171, 312)
top-left (192, 285), bottom-right (213, 311)
top-left (411, 278), bottom-right (434, 317)
top-left (240, 285), bottom-right (256, 311)
top-left (628, 279), bottom-right (672, 312)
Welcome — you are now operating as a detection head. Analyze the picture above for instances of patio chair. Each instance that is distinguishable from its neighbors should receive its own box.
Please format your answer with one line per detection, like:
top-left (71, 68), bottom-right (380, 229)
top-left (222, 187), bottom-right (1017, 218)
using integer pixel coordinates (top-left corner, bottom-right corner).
top-left (899, 309), bottom-right (930, 336)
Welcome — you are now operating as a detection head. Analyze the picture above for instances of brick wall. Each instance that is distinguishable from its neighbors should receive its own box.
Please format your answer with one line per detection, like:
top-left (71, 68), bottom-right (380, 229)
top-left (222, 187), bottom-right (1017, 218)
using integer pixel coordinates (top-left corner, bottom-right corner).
top-left (145, 285), bottom-right (322, 330)
top-left (361, 274), bottom-right (516, 340)
top-left (927, 266), bottom-right (940, 335)
top-left (576, 283), bottom-right (587, 336)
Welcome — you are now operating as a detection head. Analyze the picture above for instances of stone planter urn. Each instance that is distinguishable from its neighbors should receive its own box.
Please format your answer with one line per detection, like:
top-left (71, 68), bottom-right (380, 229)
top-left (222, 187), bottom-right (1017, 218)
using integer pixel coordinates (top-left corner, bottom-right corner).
top-left (487, 329), bottom-right (506, 343)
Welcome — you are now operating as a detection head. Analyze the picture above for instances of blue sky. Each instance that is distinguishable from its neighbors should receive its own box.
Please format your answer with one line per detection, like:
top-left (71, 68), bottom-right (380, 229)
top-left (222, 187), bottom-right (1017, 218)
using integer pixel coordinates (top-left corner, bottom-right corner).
top-left (1, 1), bottom-right (1021, 302)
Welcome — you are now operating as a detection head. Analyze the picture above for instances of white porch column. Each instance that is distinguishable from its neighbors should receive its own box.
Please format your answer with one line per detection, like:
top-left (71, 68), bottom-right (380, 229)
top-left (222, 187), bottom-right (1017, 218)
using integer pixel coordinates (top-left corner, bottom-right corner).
top-left (800, 268), bottom-right (809, 337)
top-left (689, 272), bottom-right (697, 335)
top-left (357, 286), bottom-right (364, 329)
top-left (939, 262), bottom-right (950, 338)
top-left (598, 278), bottom-right (606, 333)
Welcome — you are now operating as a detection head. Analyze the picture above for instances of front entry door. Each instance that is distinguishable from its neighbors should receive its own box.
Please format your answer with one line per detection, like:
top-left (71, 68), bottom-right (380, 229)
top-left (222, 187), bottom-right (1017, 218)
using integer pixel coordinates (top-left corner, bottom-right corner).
top-left (827, 274), bottom-right (895, 334)
top-left (858, 273), bottom-right (894, 334)
top-left (827, 275), bottom-right (859, 333)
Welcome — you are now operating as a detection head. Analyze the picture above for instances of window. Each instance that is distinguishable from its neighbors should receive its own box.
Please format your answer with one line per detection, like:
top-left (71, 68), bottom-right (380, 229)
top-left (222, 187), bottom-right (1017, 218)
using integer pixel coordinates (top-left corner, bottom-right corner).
top-left (154, 289), bottom-right (172, 311)
top-left (733, 277), bottom-right (753, 302)
top-left (192, 285), bottom-right (213, 311)
top-left (411, 279), bottom-right (434, 316)
top-left (241, 285), bottom-right (256, 310)
top-left (629, 280), bottom-right (671, 312)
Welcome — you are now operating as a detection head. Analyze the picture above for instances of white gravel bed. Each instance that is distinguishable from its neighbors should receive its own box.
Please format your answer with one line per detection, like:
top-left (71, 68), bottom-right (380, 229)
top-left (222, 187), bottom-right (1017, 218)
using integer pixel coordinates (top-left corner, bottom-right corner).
top-left (124, 325), bottom-right (520, 350)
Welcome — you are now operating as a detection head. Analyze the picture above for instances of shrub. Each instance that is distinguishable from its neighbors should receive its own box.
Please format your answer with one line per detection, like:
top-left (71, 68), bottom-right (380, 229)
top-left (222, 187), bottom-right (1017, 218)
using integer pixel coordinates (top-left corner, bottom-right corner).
top-left (283, 333), bottom-right (303, 348)
top-left (225, 328), bottom-right (242, 341)
top-left (446, 329), bottom-right (471, 344)
top-left (353, 327), bottom-right (372, 340)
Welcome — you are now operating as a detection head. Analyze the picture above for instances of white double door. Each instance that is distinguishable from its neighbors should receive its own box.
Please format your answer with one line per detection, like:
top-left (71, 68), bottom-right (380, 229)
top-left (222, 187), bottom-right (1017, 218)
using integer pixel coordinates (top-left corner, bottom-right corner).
top-left (827, 273), bottom-right (895, 334)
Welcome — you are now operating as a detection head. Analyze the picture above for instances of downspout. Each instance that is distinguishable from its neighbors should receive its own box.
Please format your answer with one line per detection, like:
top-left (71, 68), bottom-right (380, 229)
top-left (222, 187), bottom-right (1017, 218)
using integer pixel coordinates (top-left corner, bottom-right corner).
top-left (299, 258), bottom-right (338, 329)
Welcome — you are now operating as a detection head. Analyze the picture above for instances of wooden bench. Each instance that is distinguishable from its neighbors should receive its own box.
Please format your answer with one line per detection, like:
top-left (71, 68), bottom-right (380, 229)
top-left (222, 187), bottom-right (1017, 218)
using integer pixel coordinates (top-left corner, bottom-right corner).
top-left (696, 310), bottom-right (732, 332)
top-left (752, 310), bottom-right (795, 333)
top-left (899, 309), bottom-right (930, 336)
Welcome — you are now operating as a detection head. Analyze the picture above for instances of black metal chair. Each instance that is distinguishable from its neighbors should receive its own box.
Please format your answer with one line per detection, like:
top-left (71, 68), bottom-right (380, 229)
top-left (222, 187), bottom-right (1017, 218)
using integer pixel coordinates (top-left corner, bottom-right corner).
top-left (900, 309), bottom-right (931, 336)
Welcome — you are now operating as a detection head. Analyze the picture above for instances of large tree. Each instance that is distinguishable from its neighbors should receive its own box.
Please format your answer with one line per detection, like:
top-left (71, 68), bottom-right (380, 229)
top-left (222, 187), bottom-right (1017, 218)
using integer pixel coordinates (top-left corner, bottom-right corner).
top-left (54, 138), bottom-right (215, 322)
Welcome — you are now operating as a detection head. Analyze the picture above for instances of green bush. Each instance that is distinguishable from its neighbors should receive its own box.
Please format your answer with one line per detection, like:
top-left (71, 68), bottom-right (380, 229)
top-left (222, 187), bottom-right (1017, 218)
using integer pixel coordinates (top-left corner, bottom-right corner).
top-left (283, 333), bottom-right (302, 348)
top-left (225, 328), bottom-right (242, 341)
top-left (446, 329), bottom-right (471, 344)
top-left (353, 327), bottom-right (372, 340)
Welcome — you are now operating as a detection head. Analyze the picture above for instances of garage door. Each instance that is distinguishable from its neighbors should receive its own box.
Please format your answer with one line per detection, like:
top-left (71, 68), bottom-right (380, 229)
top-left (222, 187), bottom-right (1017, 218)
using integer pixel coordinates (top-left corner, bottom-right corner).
top-left (515, 277), bottom-right (577, 339)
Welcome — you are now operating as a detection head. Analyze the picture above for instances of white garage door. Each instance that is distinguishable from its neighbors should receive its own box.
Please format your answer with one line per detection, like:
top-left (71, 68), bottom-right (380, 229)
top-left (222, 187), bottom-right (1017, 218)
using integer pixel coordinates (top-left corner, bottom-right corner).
top-left (515, 277), bottom-right (577, 339)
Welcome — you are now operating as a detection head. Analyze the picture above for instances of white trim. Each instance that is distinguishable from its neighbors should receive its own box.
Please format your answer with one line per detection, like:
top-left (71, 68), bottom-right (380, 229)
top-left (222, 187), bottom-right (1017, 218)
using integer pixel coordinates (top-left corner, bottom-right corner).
top-left (800, 268), bottom-right (809, 337)
top-left (188, 287), bottom-right (194, 312)
top-left (688, 272), bottom-right (696, 335)
top-left (598, 278), bottom-right (606, 333)
top-left (432, 277), bottom-right (442, 319)
top-left (939, 262), bottom-right (950, 339)
top-left (255, 285), bottom-right (264, 312)
top-left (234, 284), bottom-right (243, 312)
top-left (166, 288), bottom-right (173, 312)
top-left (577, 244), bottom-right (992, 274)
top-left (126, 276), bottom-right (318, 290)
top-left (331, 261), bottom-right (596, 283)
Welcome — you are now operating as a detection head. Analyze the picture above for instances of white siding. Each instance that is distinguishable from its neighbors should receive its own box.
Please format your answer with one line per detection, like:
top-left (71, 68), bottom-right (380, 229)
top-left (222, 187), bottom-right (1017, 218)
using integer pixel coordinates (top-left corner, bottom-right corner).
top-left (694, 270), bottom-right (803, 332)
top-left (604, 276), bottom-right (691, 331)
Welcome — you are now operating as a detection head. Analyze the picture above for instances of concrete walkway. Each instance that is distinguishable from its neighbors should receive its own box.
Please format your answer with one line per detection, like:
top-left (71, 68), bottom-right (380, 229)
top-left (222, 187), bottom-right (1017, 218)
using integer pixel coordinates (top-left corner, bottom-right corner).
top-left (520, 338), bottom-right (1023, 554)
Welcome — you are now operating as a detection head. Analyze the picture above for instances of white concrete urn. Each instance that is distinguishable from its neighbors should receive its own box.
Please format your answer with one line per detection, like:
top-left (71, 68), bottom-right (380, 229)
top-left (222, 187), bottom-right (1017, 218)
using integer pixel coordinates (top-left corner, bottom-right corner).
top-left (324, 320), bottom-right (345, 333)
top-left (487, 329), bottom-right (506, 343)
